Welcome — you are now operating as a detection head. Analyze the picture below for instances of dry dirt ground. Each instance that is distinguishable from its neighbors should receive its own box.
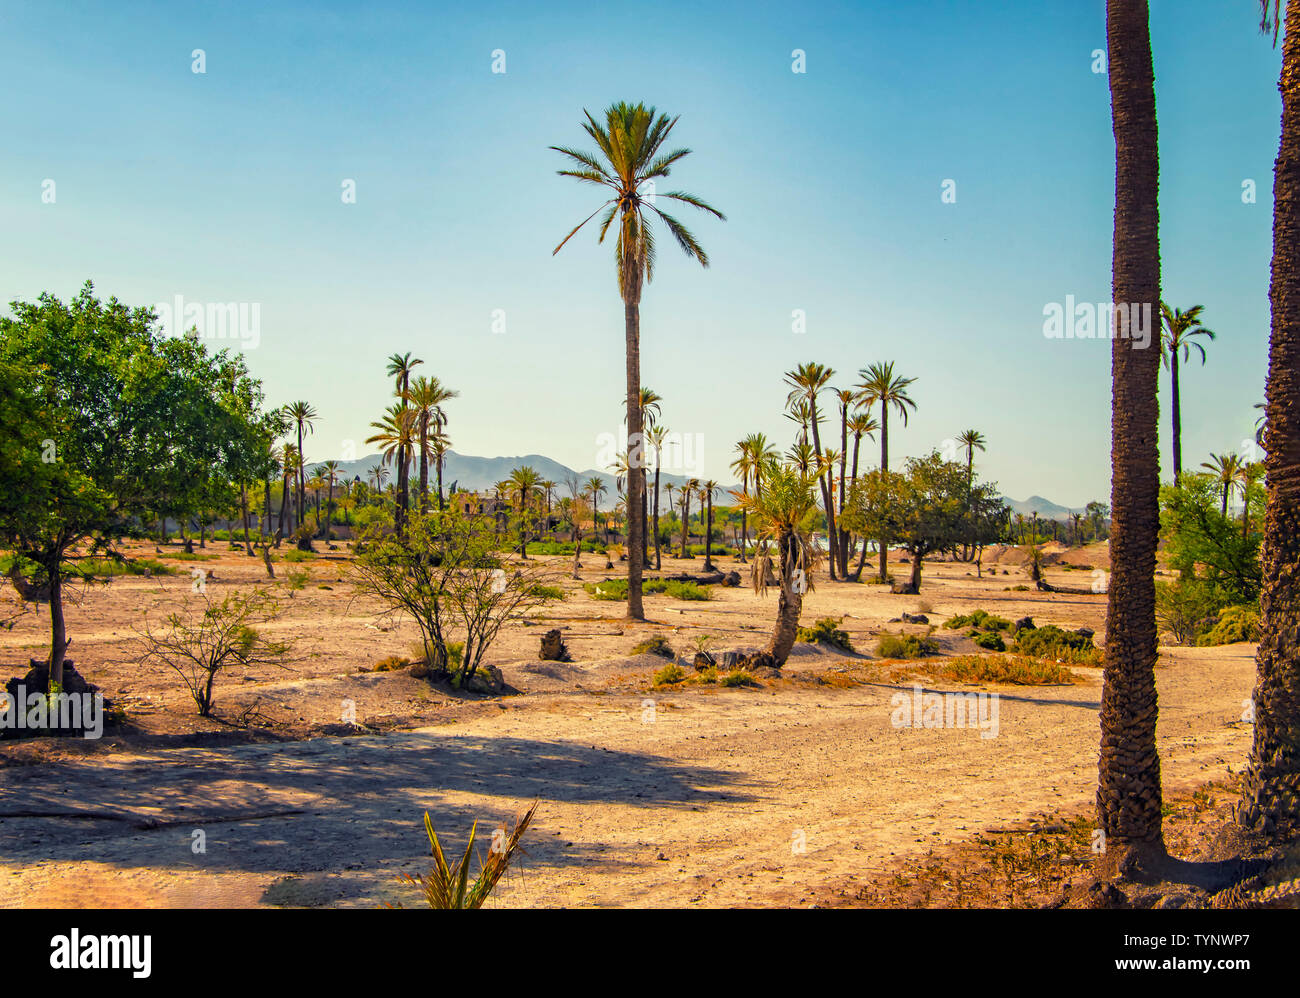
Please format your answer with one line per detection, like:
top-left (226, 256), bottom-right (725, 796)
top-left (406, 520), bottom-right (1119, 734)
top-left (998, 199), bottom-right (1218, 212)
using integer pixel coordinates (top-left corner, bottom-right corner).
top-left (0, 539), bottom-right (1256, 908)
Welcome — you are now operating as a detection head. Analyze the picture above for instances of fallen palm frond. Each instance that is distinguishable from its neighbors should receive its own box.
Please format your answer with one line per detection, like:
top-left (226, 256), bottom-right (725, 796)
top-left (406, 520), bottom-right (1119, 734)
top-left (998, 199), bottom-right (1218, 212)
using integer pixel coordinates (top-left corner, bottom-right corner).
top-left (396, 801), bottom-right (538, 909)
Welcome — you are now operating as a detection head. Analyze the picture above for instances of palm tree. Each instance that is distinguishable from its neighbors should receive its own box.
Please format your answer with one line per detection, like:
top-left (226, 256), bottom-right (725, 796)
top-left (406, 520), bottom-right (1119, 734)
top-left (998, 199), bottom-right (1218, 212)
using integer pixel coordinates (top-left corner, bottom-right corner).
top-left (648, 425), bottom-right (670, 569)
top-left (857, 362), bottom-right (917, 582)
top-left (832, 387), bottom-right (861, 575)
top-left (662, 482), bottom-right (676, 555)
top-left (957, 429), bottom-right (987, 494)
top-left (319, 459), bottom-right (341, 541)
top-left (1096, 0), bottom-right (1166, 880)
top-left (701, 480), bottom-right (719, 571)
top-left (1160, 303), bottom-right (1216, 481)
top-left (429, 432), bottom-right (450, 510)
top-left (1201, 452), bottom-right (1244, 516)
top-left (552, 102), bottom-right (724, 620)
top-left (785, 363), bottom-right (838, 578)
top-left (679, 477), bottom-right (700, 558)
top-left (585, 476), bottom-right (607, 544)
top-left (283, 400), bottom-right (317, 541)
top-left (406, 375), bottom-right (458, 514)
top-left (274, 443), bottom-right (298, 545)
top-left (509, 465), bottom-right (542, 557)
top-left (737, 460), bottom-right (822, 666)
top-left (366, 403), bottom-right (416, 535)
top-left (367, 463), bottom-right (388, 493)
top-left (845, 411), bottom-right (879, 578)
top-left (630, 387), bottom-right (662, 565)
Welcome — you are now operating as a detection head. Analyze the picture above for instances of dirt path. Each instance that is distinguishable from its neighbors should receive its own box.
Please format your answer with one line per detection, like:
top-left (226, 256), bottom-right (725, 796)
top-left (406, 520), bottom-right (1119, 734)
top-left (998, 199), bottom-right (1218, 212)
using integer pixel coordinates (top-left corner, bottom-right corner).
top-left (0, 644), bottom-right (1254, 908)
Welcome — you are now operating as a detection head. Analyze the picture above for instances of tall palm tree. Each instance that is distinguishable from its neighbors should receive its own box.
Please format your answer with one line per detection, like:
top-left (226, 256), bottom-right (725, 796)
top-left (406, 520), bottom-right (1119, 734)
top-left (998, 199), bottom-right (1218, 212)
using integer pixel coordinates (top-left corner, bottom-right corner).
top-left (385, 352), bottom-right (422, 513)
top-left (1159, 303), bottom-right (1216, 481)
top-left (283, 400), bottom-right (317, 538)
top-left (405, 375), bottom-right (458, 514)
top-left (585, 476), bottom-right (607, 544)
top-left (679, 477), bottom-right (700, 558)
top-left (832, 387), bottom-right (861, 575)
top-left (662, 482), bottom-right (677, 554)
top-left (1097, 0), bottom-right (1166, 880)
top-left (785, 363), bottom-right (838, 578)
top-left (630, 387), bottom-right (662, 564)
top-left (429, 431), bottom-right (450, 510)
top-left (648, 425), bottom-right (670, 569)
top-left (552, 102), bottom-right (724, 620)
top-left (957, 429), bottom-right (987, 494)
top-left (701, 480), bottom-right (719, 571)
top-left (319, 459), bottom-right (341, 541)
top-left (1201, 452), bottom-right (1244, 516)
top-left (367, 463), bottom-right (388, 494)
top-left (730, 437), bottom-right (756, 564)
top-left (737, 459), bottom-right (822, 666)
top-left (366, 403), bottom-right (416, 535)
top-left (509, 465), bottom-right (542, 557)
top-left (846, 411), bottom-right (879, 579)
top-left (857, 362), bottom-right (918, 582)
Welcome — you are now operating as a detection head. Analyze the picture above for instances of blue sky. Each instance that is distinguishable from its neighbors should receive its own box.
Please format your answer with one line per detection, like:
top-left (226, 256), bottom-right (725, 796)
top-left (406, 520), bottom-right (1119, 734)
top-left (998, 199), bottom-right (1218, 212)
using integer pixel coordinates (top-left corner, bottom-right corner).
top-left (0, 0), bottom-right (1281, 506)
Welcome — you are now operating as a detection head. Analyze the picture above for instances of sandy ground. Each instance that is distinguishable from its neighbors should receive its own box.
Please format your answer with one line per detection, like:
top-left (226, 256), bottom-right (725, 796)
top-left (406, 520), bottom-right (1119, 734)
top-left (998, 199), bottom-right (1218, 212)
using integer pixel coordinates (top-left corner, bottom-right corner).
top-left (0, 539), bottom-right (1255, 907)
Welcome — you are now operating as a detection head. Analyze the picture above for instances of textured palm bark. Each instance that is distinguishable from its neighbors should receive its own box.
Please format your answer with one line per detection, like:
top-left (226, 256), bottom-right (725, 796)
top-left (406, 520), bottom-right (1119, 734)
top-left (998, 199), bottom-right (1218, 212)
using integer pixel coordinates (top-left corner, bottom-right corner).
top-left (1096, 0), bottom-right (1167, 877)
top-left (765, 533), bottom-right (802, 665)
top-left (623, 292), bottom-right (645, 621)
top-left (1243, 0), bottom-right (1300, 840)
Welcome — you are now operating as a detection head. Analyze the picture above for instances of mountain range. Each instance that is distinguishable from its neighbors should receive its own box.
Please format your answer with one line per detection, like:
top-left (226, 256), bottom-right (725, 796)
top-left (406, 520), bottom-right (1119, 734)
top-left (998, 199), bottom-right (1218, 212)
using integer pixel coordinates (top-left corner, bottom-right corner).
top-left (325, 451), bottom-right (1087, 518)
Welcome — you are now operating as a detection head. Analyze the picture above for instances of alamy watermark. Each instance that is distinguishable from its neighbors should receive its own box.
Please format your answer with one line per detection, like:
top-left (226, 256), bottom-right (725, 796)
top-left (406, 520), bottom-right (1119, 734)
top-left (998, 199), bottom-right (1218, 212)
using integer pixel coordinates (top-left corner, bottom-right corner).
top-left (154, 294), bottom-right (261, 350)
top-left (890, 684), bottom-right (1000, 739)
top-left (1042, 297), bottom-right (1153, 350)
top-left (1, 685), bottom-right (105, 739)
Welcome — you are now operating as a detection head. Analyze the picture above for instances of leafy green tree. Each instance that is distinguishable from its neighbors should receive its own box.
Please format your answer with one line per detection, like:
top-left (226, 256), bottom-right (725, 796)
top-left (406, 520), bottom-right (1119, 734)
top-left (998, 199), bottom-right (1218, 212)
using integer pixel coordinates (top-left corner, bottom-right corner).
top-left (1160, 475), bottom-right (1262, 604)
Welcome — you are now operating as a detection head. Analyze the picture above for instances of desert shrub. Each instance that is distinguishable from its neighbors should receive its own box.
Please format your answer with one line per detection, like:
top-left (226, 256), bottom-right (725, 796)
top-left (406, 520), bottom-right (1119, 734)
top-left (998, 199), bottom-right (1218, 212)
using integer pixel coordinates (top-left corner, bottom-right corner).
top-left (797, 616), bottom-right (853, 651)
top-left (1013, 625), bottom-right (1101, 665)
top-left (663, 580), bottom-right (711, 601)
top-left (876, 632), bottom-right (940, 659)
top-left (695, 666), bottom-right (719, 684)
top-left (633, 637), bottom-right (674, 658)
top-left (373, 655), bottom-right (412, 672)
top-left (137, 588), bottom-right (288, 716)
top-left (585, 578), bottom-right (628, 600)
top-left (71, 556), bottom-right (174, 579)
top-left (973, 631), bottom-right (1006, 652)
top-left (1197, 605), bottom-right (1262, 646)
top-left (528, 584), bottom-right (566, 601)
top-left (936, 654), bottom-right (1075, 685)
top-left (284, 567), bottom-right (310, 594)
top-left (282, 548), bottom-right (315, 563)
top-left (395, 802), bottom-right (537, 909)
top-left (653, 662), bottom-right (687, 686)
top-left (1156, 578), bottom-right (1234, 645)
top-left (718, 669), bottom-right (757, 687)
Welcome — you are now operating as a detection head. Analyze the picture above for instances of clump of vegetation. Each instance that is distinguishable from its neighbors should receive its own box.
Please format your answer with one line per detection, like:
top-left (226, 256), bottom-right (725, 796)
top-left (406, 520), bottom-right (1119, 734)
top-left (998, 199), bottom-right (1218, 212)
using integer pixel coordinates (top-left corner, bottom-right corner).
top-left (1012, 625), bottom-right (1101, 665)
top-left (797, 616), bottom-right (853, 651)
top-left (973, 631), bottom-right (1006, 652)
top-left (136, 588), bottom-right (289, 717)
top-left (935, 654), bottom-right (1076, 685)
top-left (373, 655), bottom-right (412, 672)
top-left (876, 631), bottom-right (940, 659)
top-left (633, 636), bottom-right (674, 658)
top-left (528, 584), bottom-right (566, 601)
top-left (653, 662), bottom-right (687, 686)
top-left (394, 802), bottom-right (537, 909)
top-left (694, 666), bottom-right (719, 684)
top-left (70, 556), bottom-right (174, 579)
top-left (718, 669), bottom-right (757, 687)
top-left (282, 548), bottom-right (315, 563)
top-left (1197, 605), bottom-right (1262, 646)
top-left (944, 609), bottom-right (1011, 631)
top-left (284, 567), bottom-right (310, 595)
top-left (586, 578), bottom-right (711, 601)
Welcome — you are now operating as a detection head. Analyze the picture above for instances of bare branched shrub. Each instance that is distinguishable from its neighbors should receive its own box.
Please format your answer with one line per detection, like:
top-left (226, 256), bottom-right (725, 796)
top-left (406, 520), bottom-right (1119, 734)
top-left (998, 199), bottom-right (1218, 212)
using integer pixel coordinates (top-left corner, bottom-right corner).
top-left (137, 588), bottom-right (288, 716)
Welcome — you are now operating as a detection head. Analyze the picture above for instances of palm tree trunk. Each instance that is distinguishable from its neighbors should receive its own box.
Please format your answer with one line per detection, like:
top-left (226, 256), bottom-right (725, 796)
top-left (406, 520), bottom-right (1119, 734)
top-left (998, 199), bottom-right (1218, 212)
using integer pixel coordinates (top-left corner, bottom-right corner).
top-left (653, 463), bottom-right (662, 570)
top-left (624, 297), bottom-right (645, 620)
top-left (807, 399), bottom-right (838, 580)
top-left (704, 497), bottom-right (714, 571)
top-left (838, 406), bottom-right (849, 576)
top-left (765, 533), bottom-right (803, 665)
top-left (419, 420), bottom-right (429, 514)
top-left (1096, 0), bottom-right (1166, 879)
top-left (1242, 0), bottom-right (1300, 840)
top-left (1170, 353), bottom-right (1182, 481)
top-left (47, 552), bottom-right (70, 689)
top-left (436, 449), bottom-right (445, 511)
top-left (878, 406), bottom-right (890, 582)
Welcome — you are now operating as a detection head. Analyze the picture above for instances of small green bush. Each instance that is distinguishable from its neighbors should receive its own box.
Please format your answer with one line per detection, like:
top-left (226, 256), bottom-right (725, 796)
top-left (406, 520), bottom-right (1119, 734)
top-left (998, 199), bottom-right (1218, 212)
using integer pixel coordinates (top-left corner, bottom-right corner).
top-left (653, 663), bottom-right (687, 686)
top-left (797, 617), bottom-right (853, 651)
top-left (1013, 625), bottom-right (1101, 665)
top-left (973, 631), bottom-right (1006, 652)
top-left (718, 669), bottom-right (757, 687)
top-left (876, 632), bottom-right (940, 659)
top-left (528, 584), bottom-right (566, 601)
top-left (1197, 605), bottom-right (1261, 646)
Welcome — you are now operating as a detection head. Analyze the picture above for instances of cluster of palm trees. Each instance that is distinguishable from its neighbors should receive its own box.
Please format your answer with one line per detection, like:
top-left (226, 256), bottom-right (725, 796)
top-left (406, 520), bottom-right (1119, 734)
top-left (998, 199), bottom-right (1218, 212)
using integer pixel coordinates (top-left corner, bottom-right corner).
top-left (365, 352), bottom-right (458, 534)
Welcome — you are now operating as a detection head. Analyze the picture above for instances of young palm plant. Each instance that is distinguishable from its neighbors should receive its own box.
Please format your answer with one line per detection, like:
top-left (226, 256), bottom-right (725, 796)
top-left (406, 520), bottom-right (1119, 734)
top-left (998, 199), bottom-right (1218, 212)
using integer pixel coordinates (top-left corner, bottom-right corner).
top-left (738, 460), bottom-right (822, 666)
top-left (552, 102), bottom-right (724, 620)
top-left (396, 802), bottom-right (538, 909)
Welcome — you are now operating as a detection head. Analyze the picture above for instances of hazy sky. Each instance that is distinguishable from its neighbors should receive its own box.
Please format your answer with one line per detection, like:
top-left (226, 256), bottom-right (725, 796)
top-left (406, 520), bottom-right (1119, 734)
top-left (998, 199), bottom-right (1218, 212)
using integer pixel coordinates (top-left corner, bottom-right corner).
top-left (0, 0), bottom-right (1281, 507)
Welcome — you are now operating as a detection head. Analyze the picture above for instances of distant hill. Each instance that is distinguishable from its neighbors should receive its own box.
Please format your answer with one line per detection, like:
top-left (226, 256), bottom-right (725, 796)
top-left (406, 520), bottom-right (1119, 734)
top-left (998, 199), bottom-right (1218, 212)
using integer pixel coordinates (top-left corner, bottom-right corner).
top-left (1002, 495), bottom-right (1087, 520)
top-left (326, 450), bottom-right (737, 498)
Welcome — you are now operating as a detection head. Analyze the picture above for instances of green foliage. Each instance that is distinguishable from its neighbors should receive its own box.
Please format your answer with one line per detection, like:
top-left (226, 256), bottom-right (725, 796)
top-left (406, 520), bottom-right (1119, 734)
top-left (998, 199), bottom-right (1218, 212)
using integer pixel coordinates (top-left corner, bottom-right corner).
top-left (937, 654), bottom-right (1075, 685)
top-left (653, 662), bottom-right (687, 686)
top-left (527, 584), bottom-right (566, 601)
top-left (1159, 476), bottom-right (1261, 604)
top-left (876, 632), bottom-right (940, 659)
top-left (718, 669), bottom-right (757, 687)
top-left (797, 617), bottom-right (853, 651)
top-left (1012, 625), bottom-right (1101, 665)
top-left (1197, 605), bottom-right (1262, 646)
top-left (944, 609), bottom-right (1010, 631)
top-left (973, 631), bottom-right (1006, 652)
top-left (396, 802), bottom-right (537, 909)
top-left (585, 578), bottom-right (711, 601)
